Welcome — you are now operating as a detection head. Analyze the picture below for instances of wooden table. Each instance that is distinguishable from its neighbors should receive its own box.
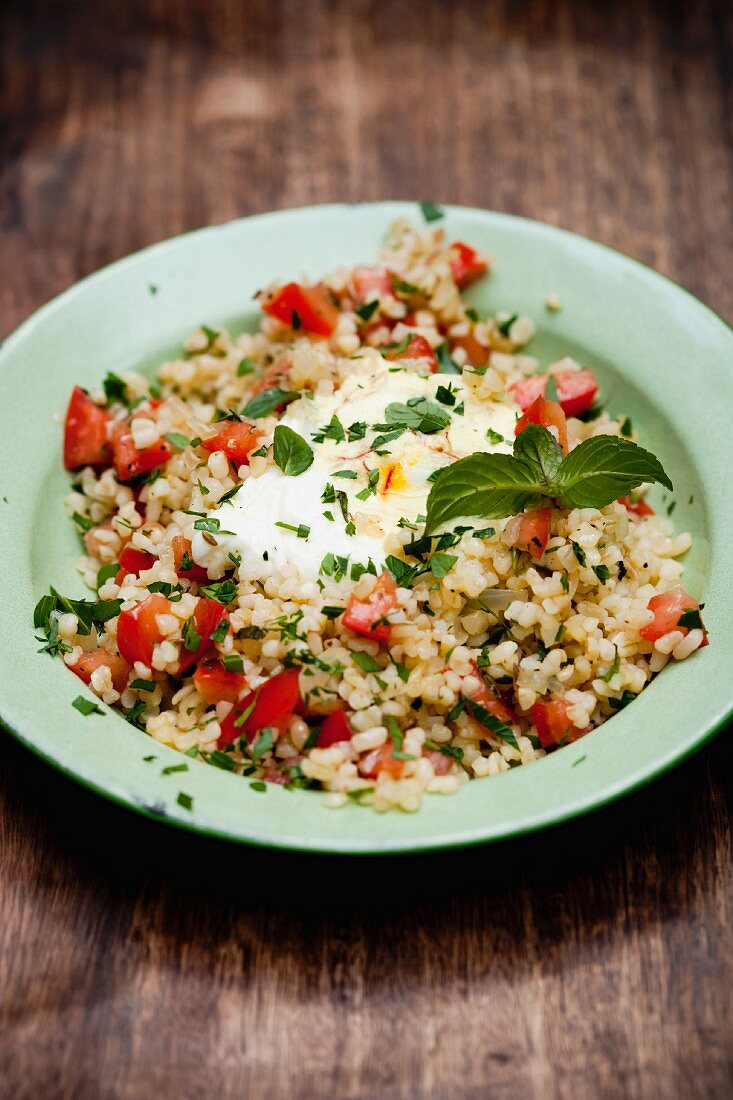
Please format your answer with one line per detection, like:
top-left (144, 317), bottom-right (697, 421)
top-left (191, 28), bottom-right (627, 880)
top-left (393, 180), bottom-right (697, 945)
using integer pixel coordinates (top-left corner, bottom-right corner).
top-left (1, 2), bottom-right (731, 1096)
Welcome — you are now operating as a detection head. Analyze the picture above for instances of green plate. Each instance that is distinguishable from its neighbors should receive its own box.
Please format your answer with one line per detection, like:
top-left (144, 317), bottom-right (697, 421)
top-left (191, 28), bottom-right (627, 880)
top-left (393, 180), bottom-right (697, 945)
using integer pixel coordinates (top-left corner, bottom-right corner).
top-left (1, 202), bottom-right (731, 853)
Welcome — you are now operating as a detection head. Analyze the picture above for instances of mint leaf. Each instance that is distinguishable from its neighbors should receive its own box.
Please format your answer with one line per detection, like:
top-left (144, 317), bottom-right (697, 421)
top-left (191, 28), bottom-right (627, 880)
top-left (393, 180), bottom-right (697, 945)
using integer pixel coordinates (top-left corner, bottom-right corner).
top-left (385, 397), bottom-right (451, 434)
top-left (512, 425), bottom-right (563, 487)
top-left (273, 425), bottom-right (314, 476)
top-left (425, 453), bottom-right (542, 533)
top-left (426, 429), bottom-right (672, 532)
top-left (242, 388), bottom-right (299, 418)
top-left (555, 435), bottom-right (672, 508)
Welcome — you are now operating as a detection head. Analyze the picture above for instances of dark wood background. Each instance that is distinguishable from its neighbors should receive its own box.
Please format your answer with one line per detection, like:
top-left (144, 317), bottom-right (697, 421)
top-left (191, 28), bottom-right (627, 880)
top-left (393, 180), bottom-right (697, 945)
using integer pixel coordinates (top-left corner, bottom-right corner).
top-left (1, 2), bottom-right (731, 1097)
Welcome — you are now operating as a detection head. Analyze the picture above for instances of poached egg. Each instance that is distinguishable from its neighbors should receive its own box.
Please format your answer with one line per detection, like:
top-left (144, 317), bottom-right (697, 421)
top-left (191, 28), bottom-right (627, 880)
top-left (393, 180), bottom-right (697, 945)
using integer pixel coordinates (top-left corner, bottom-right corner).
top-left (191, 360), bottom-right (517, 583)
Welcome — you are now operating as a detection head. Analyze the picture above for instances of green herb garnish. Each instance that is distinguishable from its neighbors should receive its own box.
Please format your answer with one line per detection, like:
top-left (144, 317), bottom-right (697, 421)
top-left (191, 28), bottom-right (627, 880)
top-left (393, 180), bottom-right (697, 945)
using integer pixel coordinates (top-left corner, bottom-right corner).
top-left (273, 424), bottom-right (314, 476)
top-left (420, 201), bottom-right (444, 223)
top-left (242, 388), bottom-right (299, 419)
top-left (384, 397), bottom-right (451, 434)
top-left (425, 425), bottom-right (672, 533)
top-left (72, 695), bottom-right (105, 717)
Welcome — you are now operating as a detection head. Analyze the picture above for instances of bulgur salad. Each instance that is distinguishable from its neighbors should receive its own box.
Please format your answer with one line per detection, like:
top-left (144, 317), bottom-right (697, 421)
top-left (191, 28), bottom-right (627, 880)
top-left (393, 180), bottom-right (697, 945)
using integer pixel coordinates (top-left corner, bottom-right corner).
top-left (35, 211), bottom-right (708, 813)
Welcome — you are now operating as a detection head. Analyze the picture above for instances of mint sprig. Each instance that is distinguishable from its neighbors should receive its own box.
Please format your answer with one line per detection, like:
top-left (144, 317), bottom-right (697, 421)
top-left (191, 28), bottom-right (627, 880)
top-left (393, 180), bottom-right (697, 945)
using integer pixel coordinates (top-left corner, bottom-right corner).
top-left (425, 425), bottom-right (672, 533)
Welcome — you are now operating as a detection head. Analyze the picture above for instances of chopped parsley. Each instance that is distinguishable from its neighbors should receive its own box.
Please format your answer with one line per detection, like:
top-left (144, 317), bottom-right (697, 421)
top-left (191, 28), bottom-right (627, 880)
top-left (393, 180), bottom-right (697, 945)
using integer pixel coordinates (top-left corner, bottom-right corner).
top-left (200, 578), bottom-right (238, 604)
top-left (435, 342), bottom-right (462, 375)
top-left (678, 608), bottom-right (703, 630)
top-left (275, 521), bottom-right (310, 539)
top-left (352, 651), bottom-right (382, 674)
top-left (165, 432), bottom-right (192, 450)
top-left (312, 414), bottom-right (346, 444)
top-left (356, 468), bottom-right (380, 501)
top-left (420, 201), bottom-right (444, 222)
top-left (355, 299), bottom-right (380, 322)
top-left (103, 372), bottom-right (128, 406)
top-left (497, 312), bottom-right (518, 337)
top-left (72, 695), bottom-right (105, 717)
top-left (182, 617), bottom-right (202, 653)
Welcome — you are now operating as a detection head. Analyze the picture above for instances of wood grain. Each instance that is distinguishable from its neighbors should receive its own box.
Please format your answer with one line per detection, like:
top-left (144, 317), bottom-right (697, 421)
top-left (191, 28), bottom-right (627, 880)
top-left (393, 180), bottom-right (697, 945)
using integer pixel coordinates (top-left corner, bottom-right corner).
top-left (1, 1), bottom-right (732, 1097)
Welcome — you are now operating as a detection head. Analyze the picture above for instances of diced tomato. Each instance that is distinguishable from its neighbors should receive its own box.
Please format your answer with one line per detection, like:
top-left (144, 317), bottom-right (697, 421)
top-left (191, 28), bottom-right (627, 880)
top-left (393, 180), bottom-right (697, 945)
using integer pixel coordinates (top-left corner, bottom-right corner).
top-left (358, 742), bottom-right (405, 780)
top-left (253, 357), bottom-right (291, 395)
top-left (116, 593), bottom-right (172, 667)
top-left (317, 709), bottom-right (352, 748)
top-left (111, 423), bottom-right (171, 481)
top-left (201, 422), bottom-right (261, 466)
top-left (513, 507), bottom-right (552, 560)
top-left (423, 749), bottom-right (452, 776)
top-left (451, 332), bottom-right (490, 368)
top-left (352, 266), bottom-right (392, 304)
top-left (531, 698), bottom-right (587, 749)
top-left (115, 546), bottom-right (156, 584)
top-left (63, 386), bottom-right (110, 470)
top-left (218, 668), bottom-right (302, 747)
top-left (171, 535), bottom-right (209, 584)
top-left (515, 394), bottom-right (569, 454)
top-left (619, 494), bottom-right (655, 518)
top-left (449, 242), bottom-right (488, 289)
top-left (193, 661), bottom-right (245, 704)
top-left (510, 369), bottom-right (599, 418)
top-left (261, 282), bottom-right (339, 336)
top-left (71, 650), bottom-right (131, 694)
top-left (343, 572), bottom-right (398, 644)
top-left (177, 597), bottom-right (229, 675)
top-left (639, 586), bottom-right (708, 644)
top-left (465, 669), bottom-right (515, 726)
top-left (385, 333), bottom-right (438, 372)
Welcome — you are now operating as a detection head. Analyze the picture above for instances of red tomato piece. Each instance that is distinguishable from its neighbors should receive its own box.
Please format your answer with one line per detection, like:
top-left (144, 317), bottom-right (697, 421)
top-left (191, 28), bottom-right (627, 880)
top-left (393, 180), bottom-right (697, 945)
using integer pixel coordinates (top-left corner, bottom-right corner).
top-left (451, 332), bottom-right (490, 368)
top-left (201, 422), bottom-right (261, 466)
top-left (116, 593), bottom-right (172, 667)
top-left (531, 698), bottom-right (587, 749)
top-left (71, 650), bottom-right (131, 694)
top-left (449, 242), bottom-right (488, 289)
top-left (465, 669), bottom-right (515, 726)
top-left (343, 572), bottom-right (398, 644)
top-left (423, 749), bottom-right (452, 776)
top-left (111, 424), bottom-right (171, 481)
top-left (515, 394), bottom-right (569, 454)
top-left (619, 494), bottom-right (655, 518)
top-left (171, 535), bottom-right (209, 583)
top-left (177, 597), bottom-right (229, 675)
top-left (358, 743), bottom-right (405, 780)
top-left (253, 361), bottom-right (289, 396)
top-left (510, 369), bottom-right (599, 418)
top-left (639, 586), bottom-right (707, 644)
top-left (385, 333), bottom-right (438, 372)
top-left (317, 709), bottom-right (352, 748)
top-left (218, 668), bottom-right (302, 747)
top-left (261, 282), bottom-right (339, 336)
top-left (352, 265), bottom-right (392, 303)
top-left (63, 386), bottom-right (110, 470)
top-left (193, 662), bottom-right (246, 704)
top-left (115, 546), bottom-right (156, 584)
top-left (513, 507), bottom-right (552, 560)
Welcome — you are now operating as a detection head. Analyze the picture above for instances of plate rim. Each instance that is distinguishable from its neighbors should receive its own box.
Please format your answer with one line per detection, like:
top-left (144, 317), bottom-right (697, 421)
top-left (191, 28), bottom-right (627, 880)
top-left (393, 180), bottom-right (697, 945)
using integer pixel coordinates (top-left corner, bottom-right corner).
top-left (1, 200), bottom-right (732, 855)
